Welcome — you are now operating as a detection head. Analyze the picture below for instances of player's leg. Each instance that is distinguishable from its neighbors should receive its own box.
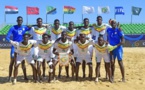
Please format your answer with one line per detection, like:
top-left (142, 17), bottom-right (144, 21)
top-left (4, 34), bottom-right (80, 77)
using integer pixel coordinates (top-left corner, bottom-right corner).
top-left (37, 57), bottom-right (43, 82)
top-left (58, 65), bottom-right (62, 78)
top-left (52, 59), bottom-right (58, 79)
top-left (8, 46), bottom-right (15, 82)
top-left (70, 59), bottom-right (75, 79)
top-left (117, 50), bottom-right (125, 82)
top-left (42, 60), bottom-right (46, 78)
top-left (87, 63), bottom-right (93, 80)
top-left (82, 60), bottom-right (86, 78)
top-left (75, 57), bottom-right (81, 81)
top-left (21, 60), bottom-right (28, 80)
top-left (110, 51), bottom-right (116, 81)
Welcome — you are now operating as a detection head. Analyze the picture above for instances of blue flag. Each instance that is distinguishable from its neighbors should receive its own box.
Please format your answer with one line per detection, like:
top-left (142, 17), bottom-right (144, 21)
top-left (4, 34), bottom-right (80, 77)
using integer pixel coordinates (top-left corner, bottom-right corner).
top-left (115, 7), bottom-right (125, 15)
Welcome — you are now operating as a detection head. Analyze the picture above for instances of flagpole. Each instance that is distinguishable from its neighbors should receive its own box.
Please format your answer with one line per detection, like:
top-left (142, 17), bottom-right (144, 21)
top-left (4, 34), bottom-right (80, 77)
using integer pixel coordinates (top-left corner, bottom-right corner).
top-left (114, 7), bottom-right (116, 19)
top-left (46, 14), bottom-right (47, 24)
top-left (131, 14), bottom-right (133, 24)
top-left (82, 14), bottom-right (83, 24)
top-left (26, 7), bottom-right (28, 25)
top-left (4, 13), bottom-right (6, 23)
top-left (63, 13), bottom-right (64, 24)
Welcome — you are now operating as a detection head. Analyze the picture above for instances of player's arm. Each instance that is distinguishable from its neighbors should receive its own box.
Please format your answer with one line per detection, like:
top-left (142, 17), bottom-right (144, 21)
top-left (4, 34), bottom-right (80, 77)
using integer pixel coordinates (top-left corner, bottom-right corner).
top-left (53, 43), bottom-right (59, 55)
top-left (10, 40), bottom-right (19, 47)
top-left (119, 30), bottom-right (125, 45)
top-left (6, 27), bottom-right (13, 42)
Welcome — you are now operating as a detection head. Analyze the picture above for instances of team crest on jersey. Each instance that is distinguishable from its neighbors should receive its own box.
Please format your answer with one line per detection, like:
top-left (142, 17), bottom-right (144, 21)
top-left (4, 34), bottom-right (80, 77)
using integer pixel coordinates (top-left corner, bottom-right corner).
top-left (57, 42), bottom-right (71, 49)
top-left (52, 28), bottom-right (63, 35)
top-left (93, 24), bottom-right (106, 32)
top-left (94, 44), bottom-right (107, 53)
top-left (38, 42), bottom-right (53, 50)
top-left (19, 43), bottom-right (33, 51)
top-left (34, 27), bottom-right (47, 35)
top-left (66, 30), bottom-right (76, 37)
top-left (76, 41), bottom-right (90, 49)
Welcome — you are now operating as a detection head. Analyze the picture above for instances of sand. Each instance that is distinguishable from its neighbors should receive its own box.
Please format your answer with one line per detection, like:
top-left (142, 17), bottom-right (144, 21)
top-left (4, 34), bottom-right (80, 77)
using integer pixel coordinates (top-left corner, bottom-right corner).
top-left (0, 48), bottom-right (145, 90)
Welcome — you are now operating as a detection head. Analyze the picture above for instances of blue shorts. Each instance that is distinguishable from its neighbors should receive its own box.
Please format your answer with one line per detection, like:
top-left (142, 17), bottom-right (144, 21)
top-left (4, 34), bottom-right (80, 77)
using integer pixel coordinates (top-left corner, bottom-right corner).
top-left (112, 46), bottom-right (123, 61)
top-left (10, 46), bottom-right (15, 58)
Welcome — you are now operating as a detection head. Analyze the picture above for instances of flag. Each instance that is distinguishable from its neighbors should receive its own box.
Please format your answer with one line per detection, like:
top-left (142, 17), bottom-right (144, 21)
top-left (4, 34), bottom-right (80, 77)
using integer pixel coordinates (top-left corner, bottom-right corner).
top-left (27, 6), bottom-right (39, 15)
top-left (5, 6), bottom-right (18, 14)
top-left (115, 7), bottom-right (125, 15)
top-left (98, 6), bottom-right (110, 14)
top-left (132, 6), bottom-right (142, 15)
top-left (83, 6), bottom-right (95, 14)
top-left (63, 6), bottom-right (75, 14)
top-left (46, 6), bottom-right (56, 14)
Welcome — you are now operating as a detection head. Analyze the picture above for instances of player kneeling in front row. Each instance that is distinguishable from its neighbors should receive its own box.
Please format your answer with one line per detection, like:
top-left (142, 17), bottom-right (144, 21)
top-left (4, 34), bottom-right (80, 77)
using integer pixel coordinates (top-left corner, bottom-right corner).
top-left (92, 35), bottom-right (120, 83)
top-left (74, 34), bottom-right (93, 81)
top-left (10, 34), bottom-right (37, 84)
top-left (34, 34), bottom-right (55, 82)
top-left (53, 31), bottom-right (75, 79)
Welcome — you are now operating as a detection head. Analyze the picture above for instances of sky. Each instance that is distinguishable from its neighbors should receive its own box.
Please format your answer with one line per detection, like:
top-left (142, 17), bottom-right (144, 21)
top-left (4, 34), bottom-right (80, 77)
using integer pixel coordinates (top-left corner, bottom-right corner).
top-left (0, 0), bottom-right (144, 25)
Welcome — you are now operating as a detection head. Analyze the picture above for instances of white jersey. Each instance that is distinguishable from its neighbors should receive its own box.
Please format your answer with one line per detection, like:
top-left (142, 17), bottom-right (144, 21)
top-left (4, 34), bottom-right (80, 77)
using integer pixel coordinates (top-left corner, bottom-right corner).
top-left (77, 27), bottom-right (92, 40)
top-left (65, 28), bottom-right (77, 41)
top-left (34, 40), bottom-right (55, 55)
top-left (54, 39), bottom-right (73, 53)
top-left (74, 40), bottom-right (92, 56)
top-left (92, 23), bottom-right (111, 41)
top-left (10, 40), bottom-right (36, 56)
top-left (29, 26), bottom-right (49, 40)
top-left (49, 25), bottom-right (66, 40)
top-left (91, 40), bottom-right (117, 54)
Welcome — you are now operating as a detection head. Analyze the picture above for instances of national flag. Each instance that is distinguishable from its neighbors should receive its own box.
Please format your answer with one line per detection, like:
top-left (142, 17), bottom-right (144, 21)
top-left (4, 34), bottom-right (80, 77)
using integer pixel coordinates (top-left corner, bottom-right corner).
top-left (63, 6), bottom-right (75, 14)
top-left (98, 6), bottom-right (110, 14)
top-left (27, 6), bottom-right (39, 15)
top-left (83, 6), bottom-right (95, 14)
top-left (132, 6), bottom-right (142, 15)
top-left (46, 6), bottom-right (56, 14)
top-left (5, 6), bottom-right (18, 14)
top-left (115, 7), bottom-right (125, 15)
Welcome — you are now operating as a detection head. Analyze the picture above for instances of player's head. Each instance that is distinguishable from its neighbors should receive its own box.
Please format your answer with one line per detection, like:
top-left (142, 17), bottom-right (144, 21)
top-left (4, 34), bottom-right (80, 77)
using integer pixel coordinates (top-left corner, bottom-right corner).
top-left (37, 18), bottom-right (43, 26)
top-left (83, 18), bottom-right (89, 26)
top-left (42, 33), bottom-right (51, 43)
top-left (61, 31), bottom-right (67, 40)
top-left (69, 21), bottom-right (74, 29)
top-left (98, 35), bottom-right (104, 46)
top-left (97, 16), bottom-right (102, 25)
top-left (54, 19), bottom-right (60, 27)
top-left (23, 33), bottom-right (31, 42)
top-left (79, 33), bottom-right (86, 42)
top-left (111, 20), bottom-right (117, 28)
top-left (17, 16), bottom-right (23, 26)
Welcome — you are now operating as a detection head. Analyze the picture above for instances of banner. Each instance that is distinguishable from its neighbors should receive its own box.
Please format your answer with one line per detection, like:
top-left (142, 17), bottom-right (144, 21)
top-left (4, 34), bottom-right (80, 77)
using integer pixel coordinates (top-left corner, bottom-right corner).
top-left (63, 6), bottom-right (75, 14)
top-left (98, 6), bottom-right (110, 14)
top-left (115, 7), bottom-right (124, 15)
top-left (5, 5), bottom-right (18, 14)
top-left (27, 6), bottom-right (39, 15)
top-left (46, 6), bottom-right (56, 14)
top-left (0, 35), bottom-right (12, 48)
top-left (83, 6), bottom-right (95, 14)
top-left (132, 6), bottom-right (142, 15)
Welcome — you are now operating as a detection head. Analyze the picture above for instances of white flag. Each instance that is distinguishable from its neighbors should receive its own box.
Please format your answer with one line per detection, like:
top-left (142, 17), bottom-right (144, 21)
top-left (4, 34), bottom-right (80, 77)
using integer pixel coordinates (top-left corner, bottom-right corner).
top-left (98, 6), bottom-right (110, 14)
top-left (83, 6), bottom-right (95, 14)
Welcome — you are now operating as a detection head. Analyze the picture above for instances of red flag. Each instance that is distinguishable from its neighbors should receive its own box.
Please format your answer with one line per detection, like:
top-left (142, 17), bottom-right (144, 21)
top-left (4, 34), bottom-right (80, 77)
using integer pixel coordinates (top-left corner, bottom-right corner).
top-left (27, 6), bottom-right (39, 15)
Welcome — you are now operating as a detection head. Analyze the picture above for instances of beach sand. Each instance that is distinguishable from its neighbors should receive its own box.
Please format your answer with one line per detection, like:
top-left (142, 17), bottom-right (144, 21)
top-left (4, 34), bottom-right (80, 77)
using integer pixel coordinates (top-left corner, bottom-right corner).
top-left (0, 48), bottom-right (145, 90)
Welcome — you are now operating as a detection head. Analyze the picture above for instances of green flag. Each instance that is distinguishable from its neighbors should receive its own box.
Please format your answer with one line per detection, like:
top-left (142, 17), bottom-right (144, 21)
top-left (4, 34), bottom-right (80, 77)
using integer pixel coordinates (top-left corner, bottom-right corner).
top-left (46, 6), bottom-right (56, 14)
top-left (132, 6), bottom-right (142, 15)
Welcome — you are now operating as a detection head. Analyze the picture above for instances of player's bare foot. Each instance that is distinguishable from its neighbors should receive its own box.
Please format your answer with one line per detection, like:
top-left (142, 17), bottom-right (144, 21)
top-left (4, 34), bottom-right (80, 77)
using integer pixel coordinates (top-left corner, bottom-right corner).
top-left (122, 78), bottom-right (125, 82)
top-left (83, 74), bottom-right (86, 78)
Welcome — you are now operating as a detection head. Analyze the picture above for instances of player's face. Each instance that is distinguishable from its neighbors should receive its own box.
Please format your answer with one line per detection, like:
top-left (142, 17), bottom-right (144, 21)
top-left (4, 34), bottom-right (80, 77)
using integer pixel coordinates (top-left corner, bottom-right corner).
top-left (17, 18), bottom-right (23, 25)
top-left (37, 19), bottom-right (42, 26)
top-left (111, 21), bottom-right (117, 28)
top-left (42, 35), bottom-right (49, 43)
top-left (69, 22), bottom-right (74, 29)
top-left (97, 17), bottom-right (102, 25)
top-left (54, 21), bottom-right (60, 28)
top-left (84, 19), bottom-right (89, 26)
top-left (98, 37), bottom-right (104, 46)
top-left (61, 32), bottom-right (67, 39)
top-left (23, 35), bottom-right (29, 42)
top-left (80, 34), bottom-right (86, 41)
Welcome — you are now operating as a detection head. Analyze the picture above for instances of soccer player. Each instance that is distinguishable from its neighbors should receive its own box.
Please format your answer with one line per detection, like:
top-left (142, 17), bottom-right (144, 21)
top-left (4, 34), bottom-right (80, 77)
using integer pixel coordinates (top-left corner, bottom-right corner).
top-left (10, 34), bottom-right (37, 84)
top-left (49, 19), bottom-right (66, 41)
top-left (92, 35), bottom-right (120, 83)
top-left (107, 20), bottom-right (125, 82)
top-left (6, 16), bottom-right (31, 82)
top-left (75, 34), bottom-right (93, 81)
top-left (76, 18), bottom-right (92, 78)
top-left (53, 31), bottom-right (75, 79)
top-left (29, 18), bottom-right (49, 79)
top-left (34, 34), bottom-right (55, 82)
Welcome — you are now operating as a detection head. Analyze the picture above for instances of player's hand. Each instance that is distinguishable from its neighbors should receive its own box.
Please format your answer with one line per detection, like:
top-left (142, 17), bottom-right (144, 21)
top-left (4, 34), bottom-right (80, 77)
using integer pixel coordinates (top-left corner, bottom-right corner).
top-left (27, 25), bottom-right (32, 29)
top-left (74, 39), bottom-right (78, 43)
top-left (54, 52), bottom-right (59, 55)
top-left (69, 52), bottom-right (73, 55)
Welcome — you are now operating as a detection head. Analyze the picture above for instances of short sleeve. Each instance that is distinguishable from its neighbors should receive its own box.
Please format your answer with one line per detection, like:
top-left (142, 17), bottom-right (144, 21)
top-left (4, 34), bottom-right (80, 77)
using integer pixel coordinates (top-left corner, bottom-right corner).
top-left (61, 26), bottom-right (66, 31)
